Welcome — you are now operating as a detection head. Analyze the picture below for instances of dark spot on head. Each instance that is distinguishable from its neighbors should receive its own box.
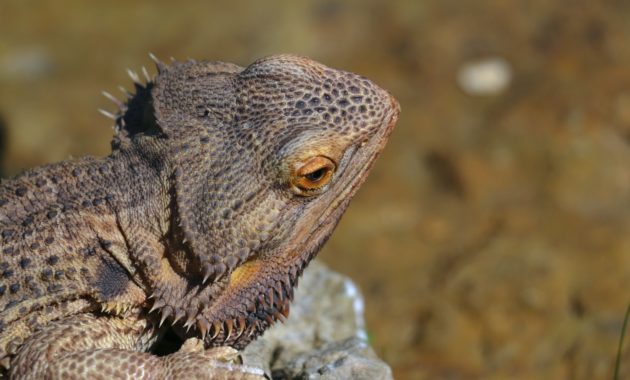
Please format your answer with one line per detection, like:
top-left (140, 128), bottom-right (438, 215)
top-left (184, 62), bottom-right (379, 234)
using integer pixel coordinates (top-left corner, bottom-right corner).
top-left (9, 283), bottom-right (19, 293)
top-left (222, 208), bottom-right (232, 219)
top-left (46, 256), bottom-right (59, 265)
top-left (94, 257), bottom-right (130, 300)
top-left (2, 269), bottom-right (13, 278)
top-left (30, 242), bottom-right (39, 250)
top-left (15, 187), bottom-right (27, 197)
top-left (47, 284), bottom-right (62, 293)
top-left (232, 199), bottom-right (243, 211)
top-left (72, 168), bottom-right (81, 177)
top-left (3, 247), bottom-right (14, 255)
top-left (2, 229), bottom-right (14, 240)
top-left (0, 286), bottom-right (5, 296)
top-left (47, 210), bottom-right (57, 219)
top-left (41, 268), bottom-right (53, 280)
top-left (82, 247), bottom-right (96, 257)
top-left (44, 237), bottom-right (54, 245)
top-left (19, 258), bottom-right (31, 269)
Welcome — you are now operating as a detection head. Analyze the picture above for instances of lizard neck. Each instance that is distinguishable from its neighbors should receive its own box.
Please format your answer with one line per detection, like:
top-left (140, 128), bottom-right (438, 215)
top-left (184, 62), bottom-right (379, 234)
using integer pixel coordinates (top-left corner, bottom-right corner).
top-left (110, 136), bottom-right (205, 306)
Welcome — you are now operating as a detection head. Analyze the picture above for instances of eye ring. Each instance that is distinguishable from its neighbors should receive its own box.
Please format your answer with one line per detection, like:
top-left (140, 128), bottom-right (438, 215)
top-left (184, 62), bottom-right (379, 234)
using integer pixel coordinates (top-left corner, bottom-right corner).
top-left (290, 156), bottom-right (336, 195)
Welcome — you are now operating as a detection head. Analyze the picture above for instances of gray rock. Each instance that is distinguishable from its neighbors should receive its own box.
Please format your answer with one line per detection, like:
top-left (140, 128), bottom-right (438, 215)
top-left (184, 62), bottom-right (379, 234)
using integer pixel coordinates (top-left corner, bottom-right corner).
top-left (241, 261), bottom-right (393, 380)
top-left (271, 337), bottom-right (392, 380)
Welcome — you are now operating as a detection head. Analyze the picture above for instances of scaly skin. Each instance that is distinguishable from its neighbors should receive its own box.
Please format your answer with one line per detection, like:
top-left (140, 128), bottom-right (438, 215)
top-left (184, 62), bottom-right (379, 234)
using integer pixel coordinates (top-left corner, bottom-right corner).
top-left (0, 54), bottom-right (400, 379)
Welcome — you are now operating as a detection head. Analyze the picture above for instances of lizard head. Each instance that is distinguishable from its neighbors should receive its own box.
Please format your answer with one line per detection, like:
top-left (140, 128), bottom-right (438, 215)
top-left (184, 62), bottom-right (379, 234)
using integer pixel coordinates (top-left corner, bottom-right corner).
top-left (125, 55), bottom-right (399, 347)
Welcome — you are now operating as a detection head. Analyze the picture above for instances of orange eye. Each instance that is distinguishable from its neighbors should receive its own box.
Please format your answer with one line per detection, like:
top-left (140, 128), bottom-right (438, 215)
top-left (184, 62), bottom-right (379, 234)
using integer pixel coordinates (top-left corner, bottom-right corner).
top-left (291, 156), bottom-right (336, 195)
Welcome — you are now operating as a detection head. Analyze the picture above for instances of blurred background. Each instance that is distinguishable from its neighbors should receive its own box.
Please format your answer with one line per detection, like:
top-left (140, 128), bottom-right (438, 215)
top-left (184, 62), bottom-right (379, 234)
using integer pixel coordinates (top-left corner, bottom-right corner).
top-left (1, 1), bottom-right (630, 379)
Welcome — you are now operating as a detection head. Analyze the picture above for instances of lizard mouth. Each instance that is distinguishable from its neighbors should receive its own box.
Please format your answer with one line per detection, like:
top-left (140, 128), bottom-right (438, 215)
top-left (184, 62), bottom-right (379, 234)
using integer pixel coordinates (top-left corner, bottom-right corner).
top-left (194, 97), bottom-right (399, 349)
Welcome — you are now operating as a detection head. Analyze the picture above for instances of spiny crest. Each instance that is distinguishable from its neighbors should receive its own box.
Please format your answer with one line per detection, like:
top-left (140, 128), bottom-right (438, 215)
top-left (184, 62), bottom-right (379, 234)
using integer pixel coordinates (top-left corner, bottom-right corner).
top-left (144, 261), bottom-right (300, 348)
top-left (98, 53), bottom-right (174, 150)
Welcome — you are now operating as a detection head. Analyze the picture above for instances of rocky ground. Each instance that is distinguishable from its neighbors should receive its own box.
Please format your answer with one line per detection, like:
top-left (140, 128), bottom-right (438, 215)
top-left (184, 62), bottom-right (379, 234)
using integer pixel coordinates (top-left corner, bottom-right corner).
top-left (1, 1), bottom-right (630, 379)
top-left (242, 261), bottom-right (392, 380)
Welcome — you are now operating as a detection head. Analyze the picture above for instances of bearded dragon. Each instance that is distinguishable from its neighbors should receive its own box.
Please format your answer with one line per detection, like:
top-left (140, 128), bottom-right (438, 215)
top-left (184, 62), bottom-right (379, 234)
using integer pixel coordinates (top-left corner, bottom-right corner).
top-left (0, 54), bottom-right (399, 379)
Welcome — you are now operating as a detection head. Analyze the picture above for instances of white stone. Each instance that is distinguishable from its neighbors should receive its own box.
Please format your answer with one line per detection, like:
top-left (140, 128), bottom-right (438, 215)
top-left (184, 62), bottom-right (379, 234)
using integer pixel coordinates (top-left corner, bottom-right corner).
top-left (457, 57), bottom-right (512, 96)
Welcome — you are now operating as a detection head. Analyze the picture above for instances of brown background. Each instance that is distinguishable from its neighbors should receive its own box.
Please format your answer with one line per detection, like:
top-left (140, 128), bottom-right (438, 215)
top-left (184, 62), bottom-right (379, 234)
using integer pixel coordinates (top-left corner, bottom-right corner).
top-left (1, 1), bottom-right (629, 379)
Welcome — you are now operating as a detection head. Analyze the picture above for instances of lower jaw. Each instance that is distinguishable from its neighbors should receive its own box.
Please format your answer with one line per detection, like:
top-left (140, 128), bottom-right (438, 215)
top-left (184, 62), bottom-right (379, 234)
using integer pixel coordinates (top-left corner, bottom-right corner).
top-left (195, 205), bottom-right (344, 349)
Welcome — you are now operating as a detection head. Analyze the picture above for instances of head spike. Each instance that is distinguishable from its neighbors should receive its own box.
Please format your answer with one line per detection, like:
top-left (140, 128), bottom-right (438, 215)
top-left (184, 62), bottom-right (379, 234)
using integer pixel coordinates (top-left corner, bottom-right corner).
top-left (149, 52), bottom-right (167, 74)
top-left (172, 308), bottom-right (186, 325)
top-left (202, 263), bottom-right (215, 284)
top-left (267, 288), bottom-right (275, 307)
top-left (159, 306), bottom-right (173, 327)
top-left (118, 85), bottom-right (133, 99)
top-left (280, 302), bottom-right (290, 319)
top-left (224, 319), bottom-right (234, 341)
top-left (126, 68), bottom-right (141, 84)
top-left (101, 91), bottom-right (124, 108)
top-left (98, 108), bottom-right (117, 120)
top-left (235, 317), bottom-right (246, 339)
top-left (274, 282), bottom-right (284, 302)
top-left (258, 294), bottom-right (269, 309)
top-left (214, 271), bottom-right (225, 283)
top-left (273, 310), bottom-right (286, 323)
top-left (0, 357), bottom-right (11, 369)
top-left (289, 265), bottom-right (299, 281)
top-left (149, 299), bottom-right (166, 314)
top-left (183, 318), bottom-right (195, 332)
top-left (141, 66), bottom-right (151, 82)
top-left (210, 321), bottom-right (221, 340)
top-left (197, 318), bottom-right (210, 338)
top-left (265, 314), bottom-right (274, 325)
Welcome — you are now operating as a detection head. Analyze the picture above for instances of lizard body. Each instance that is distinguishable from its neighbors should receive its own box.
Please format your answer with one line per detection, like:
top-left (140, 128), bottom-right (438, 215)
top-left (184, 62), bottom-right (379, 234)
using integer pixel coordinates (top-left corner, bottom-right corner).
top-left (0, 54), bottom-right (399, 379)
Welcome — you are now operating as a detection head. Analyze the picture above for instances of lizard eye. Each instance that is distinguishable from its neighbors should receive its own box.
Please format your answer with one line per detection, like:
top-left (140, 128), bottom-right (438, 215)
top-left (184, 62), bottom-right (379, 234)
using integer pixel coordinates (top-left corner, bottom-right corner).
top-left (290, 156), bottom-right (336, 195)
